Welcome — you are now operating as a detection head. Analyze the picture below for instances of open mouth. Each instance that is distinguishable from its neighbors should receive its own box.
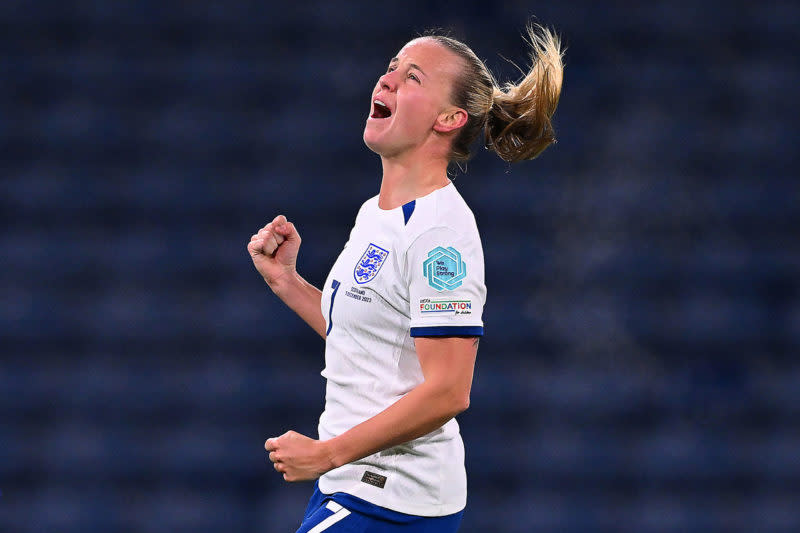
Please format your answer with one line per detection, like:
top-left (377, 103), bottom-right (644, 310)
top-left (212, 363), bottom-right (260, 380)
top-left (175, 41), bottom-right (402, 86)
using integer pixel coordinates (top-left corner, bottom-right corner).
top-left (371, 99), bottom-right (392, 119)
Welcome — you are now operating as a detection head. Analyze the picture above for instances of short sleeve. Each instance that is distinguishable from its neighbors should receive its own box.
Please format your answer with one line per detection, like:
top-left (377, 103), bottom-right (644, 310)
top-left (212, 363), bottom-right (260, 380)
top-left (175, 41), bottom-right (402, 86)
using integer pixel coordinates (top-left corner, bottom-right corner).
top-left (406, 226), bottom-right (486, 337)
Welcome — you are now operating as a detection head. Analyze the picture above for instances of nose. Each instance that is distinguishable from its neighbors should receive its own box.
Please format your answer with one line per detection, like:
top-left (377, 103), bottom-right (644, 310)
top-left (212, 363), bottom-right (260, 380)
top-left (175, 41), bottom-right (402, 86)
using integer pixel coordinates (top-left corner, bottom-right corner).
top-left (378, 71), bottom-right (397, 92)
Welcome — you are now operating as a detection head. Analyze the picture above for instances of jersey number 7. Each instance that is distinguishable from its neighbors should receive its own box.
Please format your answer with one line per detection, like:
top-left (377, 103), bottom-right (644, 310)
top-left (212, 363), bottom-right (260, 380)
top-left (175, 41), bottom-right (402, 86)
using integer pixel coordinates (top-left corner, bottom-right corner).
top-left (326, 279), bottom-right (341, 336)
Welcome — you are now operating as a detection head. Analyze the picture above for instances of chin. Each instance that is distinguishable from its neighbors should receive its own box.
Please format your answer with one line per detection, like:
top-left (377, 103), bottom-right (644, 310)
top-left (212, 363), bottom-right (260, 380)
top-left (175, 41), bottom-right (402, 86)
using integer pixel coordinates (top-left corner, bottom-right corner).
top-left (363, 128), bottom-right (385, 155)
top-left (362, 122), bottom-right (417, 158)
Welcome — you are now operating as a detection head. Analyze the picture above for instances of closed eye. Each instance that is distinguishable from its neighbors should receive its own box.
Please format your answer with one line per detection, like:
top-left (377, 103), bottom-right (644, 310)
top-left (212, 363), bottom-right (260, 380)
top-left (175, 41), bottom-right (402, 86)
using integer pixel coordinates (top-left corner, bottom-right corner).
top-left (385, 63), bottom-right (421, 83)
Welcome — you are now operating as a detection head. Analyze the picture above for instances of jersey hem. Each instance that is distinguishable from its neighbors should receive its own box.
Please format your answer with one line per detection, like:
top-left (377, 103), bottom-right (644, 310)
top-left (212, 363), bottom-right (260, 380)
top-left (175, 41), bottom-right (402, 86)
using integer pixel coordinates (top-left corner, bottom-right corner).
top-left (317, 477), bottom-right (466, 517)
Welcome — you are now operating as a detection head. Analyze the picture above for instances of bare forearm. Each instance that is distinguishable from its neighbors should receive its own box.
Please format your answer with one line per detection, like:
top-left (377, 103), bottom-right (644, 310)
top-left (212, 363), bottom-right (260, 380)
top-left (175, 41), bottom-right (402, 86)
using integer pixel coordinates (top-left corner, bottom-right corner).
top-left (270, 271), bottom-right (326, 338)
top-left (325, 381), bottom-right (467, 469)
top-left (265, 337), bottom-right (477, 483)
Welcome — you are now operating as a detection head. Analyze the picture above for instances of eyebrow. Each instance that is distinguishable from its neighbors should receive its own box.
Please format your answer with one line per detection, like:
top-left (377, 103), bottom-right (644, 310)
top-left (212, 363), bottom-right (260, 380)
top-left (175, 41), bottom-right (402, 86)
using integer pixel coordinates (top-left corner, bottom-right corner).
top-left (389, 57), bottom-right (427, 77)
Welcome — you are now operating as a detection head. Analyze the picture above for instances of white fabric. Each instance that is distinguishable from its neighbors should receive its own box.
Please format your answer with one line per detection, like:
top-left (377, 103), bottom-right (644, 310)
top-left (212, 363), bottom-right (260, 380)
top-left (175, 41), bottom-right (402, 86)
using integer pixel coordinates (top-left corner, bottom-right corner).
top-left (317, 182), bottom-right (486, 516)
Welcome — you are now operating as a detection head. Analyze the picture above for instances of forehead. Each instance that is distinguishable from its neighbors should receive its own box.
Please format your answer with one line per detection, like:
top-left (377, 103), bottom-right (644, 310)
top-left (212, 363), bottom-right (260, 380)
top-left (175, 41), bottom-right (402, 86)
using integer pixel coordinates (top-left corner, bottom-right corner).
top-left (394, 38), bottom-right (462, 81)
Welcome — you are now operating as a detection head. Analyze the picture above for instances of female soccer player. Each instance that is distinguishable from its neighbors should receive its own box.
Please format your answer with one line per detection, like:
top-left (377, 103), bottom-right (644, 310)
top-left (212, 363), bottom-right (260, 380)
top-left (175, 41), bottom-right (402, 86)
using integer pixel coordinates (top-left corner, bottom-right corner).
top-left (248, 24), bottom-right (563, 532)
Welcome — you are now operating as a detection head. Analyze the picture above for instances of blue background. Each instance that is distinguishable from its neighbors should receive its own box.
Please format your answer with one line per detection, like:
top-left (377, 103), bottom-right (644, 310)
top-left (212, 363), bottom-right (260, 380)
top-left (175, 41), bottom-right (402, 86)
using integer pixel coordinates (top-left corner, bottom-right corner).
top-left (2, 1), bottom-right (798, 531)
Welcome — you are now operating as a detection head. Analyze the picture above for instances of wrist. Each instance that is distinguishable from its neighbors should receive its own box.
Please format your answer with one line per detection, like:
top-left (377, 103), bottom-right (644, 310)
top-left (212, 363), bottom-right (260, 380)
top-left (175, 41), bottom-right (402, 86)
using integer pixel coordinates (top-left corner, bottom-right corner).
top-left (265, 268), bottom-right (299, 296)
top-left (320, 437), bottom-right (343, 471)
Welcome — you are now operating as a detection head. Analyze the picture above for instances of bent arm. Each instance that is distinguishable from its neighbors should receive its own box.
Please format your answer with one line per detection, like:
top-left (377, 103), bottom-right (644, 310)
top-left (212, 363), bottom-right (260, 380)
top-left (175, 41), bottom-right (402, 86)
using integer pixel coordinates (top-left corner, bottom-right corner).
top-left (249, 215), bottom-right (327, 339)
top-left (323, 336), bottom-right (478, 468)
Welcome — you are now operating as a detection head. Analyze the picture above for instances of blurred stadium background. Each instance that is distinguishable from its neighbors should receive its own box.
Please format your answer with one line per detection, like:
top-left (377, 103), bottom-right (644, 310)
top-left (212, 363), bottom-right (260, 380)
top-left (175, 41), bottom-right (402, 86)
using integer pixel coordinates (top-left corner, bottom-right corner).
top-left (2, 1), bottom-right (799, 531)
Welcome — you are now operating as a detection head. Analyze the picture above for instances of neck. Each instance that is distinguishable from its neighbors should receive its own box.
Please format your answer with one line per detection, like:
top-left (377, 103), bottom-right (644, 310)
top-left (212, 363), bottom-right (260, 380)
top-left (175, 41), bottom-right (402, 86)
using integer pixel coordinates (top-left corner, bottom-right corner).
top-left (377, 153), bottom-right (451, 210)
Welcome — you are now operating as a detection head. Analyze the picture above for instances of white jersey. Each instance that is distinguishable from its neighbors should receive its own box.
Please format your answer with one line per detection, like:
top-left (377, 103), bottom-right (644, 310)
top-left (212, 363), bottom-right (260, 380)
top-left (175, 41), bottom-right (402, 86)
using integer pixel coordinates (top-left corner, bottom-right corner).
top-left (317, 182), bottom-right (486, 517)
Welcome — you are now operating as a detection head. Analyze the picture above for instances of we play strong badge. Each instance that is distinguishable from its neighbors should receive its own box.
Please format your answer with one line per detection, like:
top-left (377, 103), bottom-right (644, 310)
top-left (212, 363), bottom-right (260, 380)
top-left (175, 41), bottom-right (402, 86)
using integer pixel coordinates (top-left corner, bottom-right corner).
top-left (423, 246), bottom-right (466, 291)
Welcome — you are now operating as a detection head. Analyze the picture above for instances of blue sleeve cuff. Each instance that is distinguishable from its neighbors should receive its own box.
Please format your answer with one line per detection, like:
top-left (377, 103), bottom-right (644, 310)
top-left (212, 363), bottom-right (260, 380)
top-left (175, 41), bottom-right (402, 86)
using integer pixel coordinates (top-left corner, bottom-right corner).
top-left (410, 326), bottom-right (484, 337)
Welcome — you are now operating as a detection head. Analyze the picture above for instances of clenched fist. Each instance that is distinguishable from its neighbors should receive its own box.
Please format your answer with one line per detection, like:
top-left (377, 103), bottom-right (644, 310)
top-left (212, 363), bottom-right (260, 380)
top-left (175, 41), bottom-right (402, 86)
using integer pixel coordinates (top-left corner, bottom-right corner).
top-left (248, 215), bottom-right (301, 288)
top-left (265, 430), bottom-right (335, 482)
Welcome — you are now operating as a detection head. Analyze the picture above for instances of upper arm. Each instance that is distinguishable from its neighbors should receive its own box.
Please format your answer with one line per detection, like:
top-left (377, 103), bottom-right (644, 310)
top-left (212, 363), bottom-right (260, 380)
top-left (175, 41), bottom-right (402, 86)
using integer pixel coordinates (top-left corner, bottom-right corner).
top-left (414, 336), bottom-right (479, 409)
top-left (403, 219), bottom-right (485, 410)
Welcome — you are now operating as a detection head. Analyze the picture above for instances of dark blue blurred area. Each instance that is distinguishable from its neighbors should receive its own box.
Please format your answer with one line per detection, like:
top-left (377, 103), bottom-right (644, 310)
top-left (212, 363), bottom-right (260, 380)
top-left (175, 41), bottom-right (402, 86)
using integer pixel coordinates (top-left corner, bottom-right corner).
top-left (2, 1), bottom-right (799, 532)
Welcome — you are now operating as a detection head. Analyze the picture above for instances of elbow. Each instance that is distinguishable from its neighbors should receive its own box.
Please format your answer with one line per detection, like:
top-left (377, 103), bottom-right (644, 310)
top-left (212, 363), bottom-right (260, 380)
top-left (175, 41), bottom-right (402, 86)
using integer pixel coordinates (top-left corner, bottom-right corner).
top-left (450, 390), bottom-right (470, 416)
top-left (457, 396), bottom-right (470, 415)
top-left (425, 381), bottom-right (471, 417)
top-left (461, 392), bottom-right (471, 413)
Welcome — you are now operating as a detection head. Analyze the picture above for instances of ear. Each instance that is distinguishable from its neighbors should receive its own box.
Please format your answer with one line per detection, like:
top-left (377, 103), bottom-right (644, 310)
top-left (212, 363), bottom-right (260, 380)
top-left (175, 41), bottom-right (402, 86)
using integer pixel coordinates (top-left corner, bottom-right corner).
top-left (433, 107), bottom-right (468, 133)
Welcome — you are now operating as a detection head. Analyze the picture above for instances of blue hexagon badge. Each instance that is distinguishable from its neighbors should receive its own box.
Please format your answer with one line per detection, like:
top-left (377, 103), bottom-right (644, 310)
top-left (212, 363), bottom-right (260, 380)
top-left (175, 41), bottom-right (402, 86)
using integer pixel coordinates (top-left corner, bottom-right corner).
top-left (423, 246), bottom-right (467, 291)
top-left (354, 243), bottom-right (390, 284)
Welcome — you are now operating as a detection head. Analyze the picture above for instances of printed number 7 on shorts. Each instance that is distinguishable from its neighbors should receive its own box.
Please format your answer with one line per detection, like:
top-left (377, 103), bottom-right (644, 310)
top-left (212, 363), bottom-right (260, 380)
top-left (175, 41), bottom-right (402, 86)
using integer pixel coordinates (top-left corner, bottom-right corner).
top-left (308, 501), bottom-right (351, 532)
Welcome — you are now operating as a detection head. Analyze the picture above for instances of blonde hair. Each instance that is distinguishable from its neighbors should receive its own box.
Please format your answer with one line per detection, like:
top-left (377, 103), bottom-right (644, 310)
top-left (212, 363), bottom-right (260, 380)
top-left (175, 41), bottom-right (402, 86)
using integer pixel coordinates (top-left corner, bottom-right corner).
top-left (426, 24), bottom-right (564, 164)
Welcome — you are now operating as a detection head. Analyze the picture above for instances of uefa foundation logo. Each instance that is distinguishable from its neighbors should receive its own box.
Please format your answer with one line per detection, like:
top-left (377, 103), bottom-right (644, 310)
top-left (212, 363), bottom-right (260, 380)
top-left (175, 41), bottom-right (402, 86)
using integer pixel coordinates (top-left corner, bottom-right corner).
top-left (423, 246), bottom-right (466, 291)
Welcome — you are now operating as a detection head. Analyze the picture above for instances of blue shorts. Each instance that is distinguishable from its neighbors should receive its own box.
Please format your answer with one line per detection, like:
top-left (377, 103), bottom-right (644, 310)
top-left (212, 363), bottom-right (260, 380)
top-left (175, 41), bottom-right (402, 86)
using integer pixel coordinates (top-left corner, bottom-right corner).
top-left (296, 481), bottom-right (464, 532)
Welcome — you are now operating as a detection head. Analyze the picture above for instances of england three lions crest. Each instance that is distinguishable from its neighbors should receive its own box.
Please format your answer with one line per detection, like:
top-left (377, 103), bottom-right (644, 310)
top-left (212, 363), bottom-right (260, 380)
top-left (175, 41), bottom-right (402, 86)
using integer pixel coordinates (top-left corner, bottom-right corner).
top-left (354, 243), bottom-right (390, 284)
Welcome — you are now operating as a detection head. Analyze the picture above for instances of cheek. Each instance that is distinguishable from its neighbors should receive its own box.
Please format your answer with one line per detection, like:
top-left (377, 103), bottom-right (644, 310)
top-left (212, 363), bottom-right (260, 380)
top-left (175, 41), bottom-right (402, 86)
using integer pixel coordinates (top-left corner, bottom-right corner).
top-left (399, 94), bottom-right (439, 127)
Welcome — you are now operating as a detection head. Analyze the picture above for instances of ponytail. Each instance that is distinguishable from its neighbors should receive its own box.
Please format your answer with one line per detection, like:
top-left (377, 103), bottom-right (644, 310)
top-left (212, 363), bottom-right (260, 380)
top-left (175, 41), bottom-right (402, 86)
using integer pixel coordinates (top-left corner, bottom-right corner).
top-left (425, 24), bottom-right (564, 165)
top-left (485, 25), bottom-right (564, 162)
